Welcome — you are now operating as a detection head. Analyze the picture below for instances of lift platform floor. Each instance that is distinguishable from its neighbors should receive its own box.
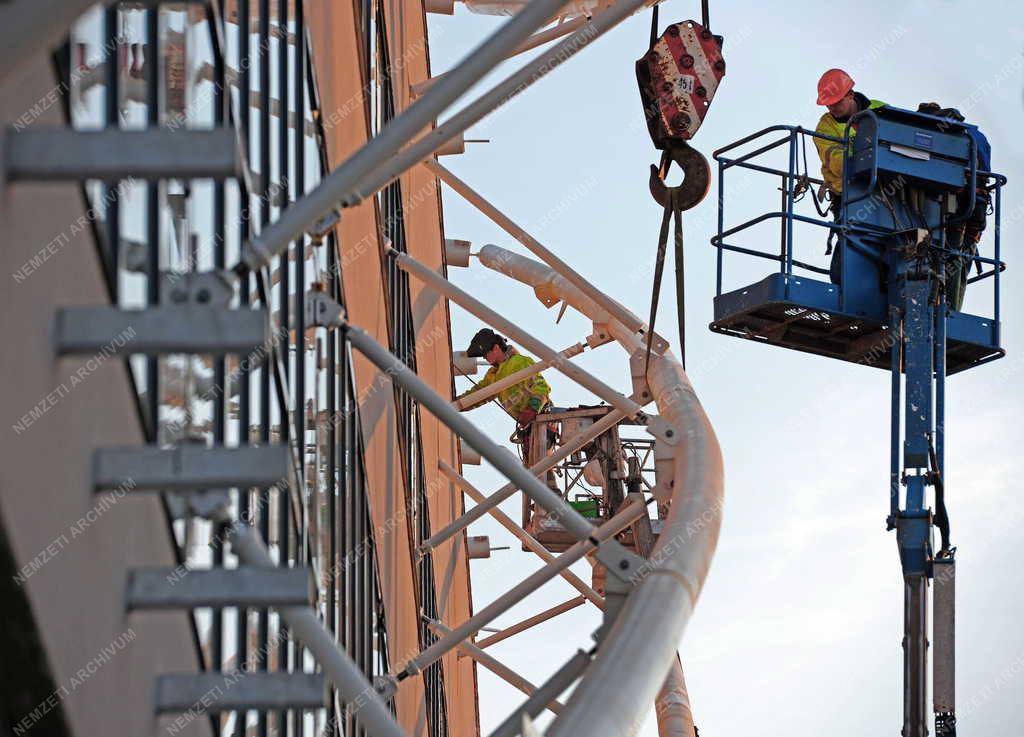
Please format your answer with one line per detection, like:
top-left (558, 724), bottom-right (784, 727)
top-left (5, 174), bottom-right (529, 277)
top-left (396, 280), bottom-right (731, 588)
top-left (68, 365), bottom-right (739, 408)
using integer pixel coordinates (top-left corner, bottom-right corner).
top-left (711, 273), bottom-right (1003, 374)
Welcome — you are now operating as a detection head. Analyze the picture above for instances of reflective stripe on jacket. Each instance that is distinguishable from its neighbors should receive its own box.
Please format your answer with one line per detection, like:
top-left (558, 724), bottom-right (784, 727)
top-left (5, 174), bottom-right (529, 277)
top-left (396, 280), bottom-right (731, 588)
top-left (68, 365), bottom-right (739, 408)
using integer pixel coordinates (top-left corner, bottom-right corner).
top-left (458, 349), bottom-right (551, 416)
top-left (814, 95), bottom-right (886, 194)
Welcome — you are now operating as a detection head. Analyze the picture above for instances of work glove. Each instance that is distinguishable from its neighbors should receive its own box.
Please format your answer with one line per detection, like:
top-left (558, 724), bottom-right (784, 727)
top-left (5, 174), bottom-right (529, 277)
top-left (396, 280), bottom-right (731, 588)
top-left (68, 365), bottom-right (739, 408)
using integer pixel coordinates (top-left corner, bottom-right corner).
top-left (517, 408), bottom-right (537, 426)
top-left (816, 181), bottom-right (829, 203)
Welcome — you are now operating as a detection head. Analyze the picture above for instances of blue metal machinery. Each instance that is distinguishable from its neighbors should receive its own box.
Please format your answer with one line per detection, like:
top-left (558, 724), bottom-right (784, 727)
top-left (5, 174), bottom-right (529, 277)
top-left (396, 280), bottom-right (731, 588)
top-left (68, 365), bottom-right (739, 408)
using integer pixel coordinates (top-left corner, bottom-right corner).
top-left (710, 107), bottom-right (1007, 736)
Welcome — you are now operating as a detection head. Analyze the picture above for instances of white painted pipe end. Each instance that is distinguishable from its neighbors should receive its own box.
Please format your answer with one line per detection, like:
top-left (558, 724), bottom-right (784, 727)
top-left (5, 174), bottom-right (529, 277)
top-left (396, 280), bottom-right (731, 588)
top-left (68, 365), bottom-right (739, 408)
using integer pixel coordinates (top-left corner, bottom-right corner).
top-left (467, 535), bottom-right (492, 559)
top-left (445, 238), bottom-right (473, 268)
top-left (459, 438), bottom-right (482, 466)
top-left (452, 350), bottom-right (479, 376)
top-left (425, 0), bottom-right (455, 14)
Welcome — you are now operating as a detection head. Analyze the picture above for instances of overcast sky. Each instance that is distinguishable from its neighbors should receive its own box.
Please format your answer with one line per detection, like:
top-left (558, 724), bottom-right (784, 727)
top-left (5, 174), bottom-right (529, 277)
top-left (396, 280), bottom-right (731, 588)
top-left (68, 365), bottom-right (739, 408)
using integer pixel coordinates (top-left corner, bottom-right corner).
top-left (426, 1), bottom-right (1024, 735)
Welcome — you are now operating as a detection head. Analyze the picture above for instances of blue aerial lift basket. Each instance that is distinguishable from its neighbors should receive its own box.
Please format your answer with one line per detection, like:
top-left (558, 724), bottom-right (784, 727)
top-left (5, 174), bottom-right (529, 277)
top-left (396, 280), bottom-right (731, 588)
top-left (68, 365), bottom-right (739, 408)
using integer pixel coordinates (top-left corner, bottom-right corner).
top-left (709, 105), bottom-right (1008, 737)
top-left (709, 109), bottom-right (1006, 374)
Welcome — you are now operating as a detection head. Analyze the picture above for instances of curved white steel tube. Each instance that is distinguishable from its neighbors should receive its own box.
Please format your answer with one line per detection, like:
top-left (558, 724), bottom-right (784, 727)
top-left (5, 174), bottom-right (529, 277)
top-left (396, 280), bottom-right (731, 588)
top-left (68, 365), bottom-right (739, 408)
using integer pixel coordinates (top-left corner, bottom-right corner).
top-left (657, 656), bottom-right (696, 737)
top-left (476, 244), bottom-right (724, 737)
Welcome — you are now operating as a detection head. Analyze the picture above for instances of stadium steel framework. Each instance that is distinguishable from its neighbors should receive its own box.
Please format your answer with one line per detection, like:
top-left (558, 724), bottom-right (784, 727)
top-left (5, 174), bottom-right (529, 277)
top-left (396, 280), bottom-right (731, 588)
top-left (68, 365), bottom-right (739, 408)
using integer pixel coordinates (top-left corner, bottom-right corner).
top-left (0, 2), bottom-right (722, 737)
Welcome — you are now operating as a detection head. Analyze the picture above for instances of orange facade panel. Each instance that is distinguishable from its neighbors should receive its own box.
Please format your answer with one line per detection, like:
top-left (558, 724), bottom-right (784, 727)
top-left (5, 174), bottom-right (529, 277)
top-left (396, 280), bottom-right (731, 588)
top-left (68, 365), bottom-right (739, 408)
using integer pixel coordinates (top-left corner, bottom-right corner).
top-left (380, 1), bottom-right (481, 733)
top-left (307, 2), bottom-right (428, 733)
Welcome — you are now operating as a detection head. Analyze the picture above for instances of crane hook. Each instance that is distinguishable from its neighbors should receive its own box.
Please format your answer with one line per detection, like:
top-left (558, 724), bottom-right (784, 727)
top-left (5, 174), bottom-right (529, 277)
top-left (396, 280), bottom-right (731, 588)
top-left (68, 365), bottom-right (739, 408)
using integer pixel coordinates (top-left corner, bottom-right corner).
top-left (648, 142), bottom-right (710, 211)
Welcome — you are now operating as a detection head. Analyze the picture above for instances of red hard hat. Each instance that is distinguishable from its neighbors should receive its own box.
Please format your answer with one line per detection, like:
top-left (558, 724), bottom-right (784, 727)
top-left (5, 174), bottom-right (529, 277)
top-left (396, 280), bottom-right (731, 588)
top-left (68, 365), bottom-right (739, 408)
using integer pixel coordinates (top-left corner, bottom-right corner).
top-left (817, 68), bottom-right (854, 106)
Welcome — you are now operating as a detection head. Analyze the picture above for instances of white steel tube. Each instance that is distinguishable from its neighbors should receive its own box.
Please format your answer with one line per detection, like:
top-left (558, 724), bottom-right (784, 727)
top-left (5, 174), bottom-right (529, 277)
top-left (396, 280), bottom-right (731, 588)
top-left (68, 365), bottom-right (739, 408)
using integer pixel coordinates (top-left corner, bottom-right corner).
top-left (422, 407), bottom-right (628, 552)
top-left (425, 159), bottom-right (670, 353)
top-left (403, 501), bottom-right (645, 676)
top-left (346, 324), bottom-right (610, 545)
top-left (477, 244), bottom-right (724, 737)
top-left (229, 523), bottom-right (408, 737)
top-left (510, 14), bottom-right (590, 53)
top-left (429, 619), bottom-right (564, 714)
top-left (415, 15), bottom-right (590, 95)
top-left (454, 341), bottom-right (586, 410)
top-left (239, 0), bottom-right (573, 271)
top-left (487, 650), bottom-right (592, 737)
top-left (344, 0), bottom-right (646, 205)
top-left (473, 596), bottom-right (587, 650)
top-left (392, 249), bottom-right (644, 418)
top-left (439, 460), bottom-right (603, 607)
top-left (656, 656), bottom-right (696, 737)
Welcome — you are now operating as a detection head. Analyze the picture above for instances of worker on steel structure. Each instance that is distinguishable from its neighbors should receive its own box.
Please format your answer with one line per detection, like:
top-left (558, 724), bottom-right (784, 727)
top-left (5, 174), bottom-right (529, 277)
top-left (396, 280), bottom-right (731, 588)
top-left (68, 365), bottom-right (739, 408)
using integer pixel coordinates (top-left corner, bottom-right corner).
top-left (458, 328), bottom-right (552, 425)
top-left (813, 68), bottom-right (886, 283)
top-left (457, 328), bottom-right (553, 464)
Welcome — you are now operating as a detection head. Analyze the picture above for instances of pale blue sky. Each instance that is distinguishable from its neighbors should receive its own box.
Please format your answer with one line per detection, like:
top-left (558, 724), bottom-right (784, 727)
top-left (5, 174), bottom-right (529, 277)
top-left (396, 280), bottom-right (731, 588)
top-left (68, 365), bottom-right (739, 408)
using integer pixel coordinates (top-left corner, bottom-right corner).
top-left (427, 1), bottom-right (1024, 735)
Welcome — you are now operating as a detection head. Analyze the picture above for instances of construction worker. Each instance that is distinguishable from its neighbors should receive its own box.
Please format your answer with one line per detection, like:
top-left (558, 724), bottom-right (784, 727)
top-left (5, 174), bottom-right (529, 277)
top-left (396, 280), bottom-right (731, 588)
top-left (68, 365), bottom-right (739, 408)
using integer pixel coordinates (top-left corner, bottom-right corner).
top-left (917, 102), bottom-right (993, 311)
top-left (457, 328), bottom-right (552, 428)
top-left (813, 68), bottom-right (886, 283)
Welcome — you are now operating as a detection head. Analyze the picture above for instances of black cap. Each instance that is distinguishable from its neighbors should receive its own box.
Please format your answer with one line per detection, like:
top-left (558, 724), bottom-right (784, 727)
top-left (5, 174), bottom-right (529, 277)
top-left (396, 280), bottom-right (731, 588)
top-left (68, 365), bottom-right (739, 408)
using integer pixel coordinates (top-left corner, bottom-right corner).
top-left (466, 328), bottom-right (502, 358)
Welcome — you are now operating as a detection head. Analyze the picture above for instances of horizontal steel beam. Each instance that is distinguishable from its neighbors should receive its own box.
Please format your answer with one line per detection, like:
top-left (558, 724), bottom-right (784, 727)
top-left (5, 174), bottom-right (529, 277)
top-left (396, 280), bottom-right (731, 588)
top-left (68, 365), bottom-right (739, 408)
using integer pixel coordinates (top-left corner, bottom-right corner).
top-left (94, 445), bottom-right (289, 492)
top-left (488, 650), bottom-right (592, 737)
top-left (127, 567), bottom-right (313, 609)
top-left (423, 408), bottom-right (628, 553)
top-left (454, 341), bottom-right (585, 411)
top-left (402, 501), bottom-right (645, 677)
top-left (239, 0), bottom-right (574, 271)
top-left (429, 619), bottom-right (562, 715)
top-left (438, 461), bottom-right (602, 607)
top-left (155, 672), bottom-right (326, 713)
top-left (392, 249), bottom-right (644, 419)
top-left (473, 596), bottom-right (587, 650)
top-left (426, 159), bottom-right (670, 354)
top-left (4, 128), bottom-right (242, 181)
top-left (56, 306), bottom-right (269, 356)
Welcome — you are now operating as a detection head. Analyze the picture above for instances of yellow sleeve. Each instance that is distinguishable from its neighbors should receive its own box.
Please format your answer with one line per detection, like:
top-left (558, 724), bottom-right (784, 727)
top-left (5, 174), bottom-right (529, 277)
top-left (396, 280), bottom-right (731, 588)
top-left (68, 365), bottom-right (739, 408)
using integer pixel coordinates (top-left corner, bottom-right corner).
top-left (456, 368), bottom-right (497, 411)
top-left (814, 115), bottom-right (845, 193)
top-left (503, 355), bottom-right (551, 411)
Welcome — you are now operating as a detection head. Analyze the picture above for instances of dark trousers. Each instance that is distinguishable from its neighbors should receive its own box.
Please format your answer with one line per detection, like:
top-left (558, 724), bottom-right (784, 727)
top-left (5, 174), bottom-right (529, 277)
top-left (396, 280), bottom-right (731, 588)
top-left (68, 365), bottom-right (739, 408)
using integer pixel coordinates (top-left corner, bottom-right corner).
top-left (828, 200), bottom-right (843, 285)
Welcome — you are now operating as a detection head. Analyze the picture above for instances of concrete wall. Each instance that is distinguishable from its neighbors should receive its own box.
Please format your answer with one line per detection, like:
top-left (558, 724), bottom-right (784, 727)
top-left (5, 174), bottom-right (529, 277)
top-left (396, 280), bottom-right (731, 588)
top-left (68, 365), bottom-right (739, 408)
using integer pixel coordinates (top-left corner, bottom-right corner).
top-left (0, 55), bottom-right (210, 737)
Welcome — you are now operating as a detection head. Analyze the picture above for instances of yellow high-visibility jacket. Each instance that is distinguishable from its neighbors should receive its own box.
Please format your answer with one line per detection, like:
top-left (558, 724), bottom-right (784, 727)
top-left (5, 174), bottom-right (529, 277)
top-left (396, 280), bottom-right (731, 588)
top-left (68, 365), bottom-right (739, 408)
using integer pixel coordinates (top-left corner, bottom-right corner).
top-left (814, 95), bottom-right (887, 194)
top-left (458, 349), bottom-right (551, 416)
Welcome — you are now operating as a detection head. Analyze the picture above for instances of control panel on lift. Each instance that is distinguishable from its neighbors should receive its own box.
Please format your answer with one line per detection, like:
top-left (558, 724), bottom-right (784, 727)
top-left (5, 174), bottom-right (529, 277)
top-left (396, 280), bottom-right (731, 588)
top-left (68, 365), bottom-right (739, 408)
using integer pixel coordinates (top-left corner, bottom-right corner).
top-left (709, 106), bottom-right (1006, 375)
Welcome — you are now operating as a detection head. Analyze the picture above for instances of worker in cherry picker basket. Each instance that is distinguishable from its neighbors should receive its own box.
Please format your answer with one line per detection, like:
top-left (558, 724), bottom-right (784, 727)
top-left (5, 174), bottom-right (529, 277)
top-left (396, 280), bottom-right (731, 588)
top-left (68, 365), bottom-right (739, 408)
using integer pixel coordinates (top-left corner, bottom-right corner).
top-left (812, 68), bottom-right (887, 284)
top-left (457, 328), bottom-right (553, 464)
top-left (813, 70), bottom-right (991, 309)
top-left (457, 328), bottom-right (552, 424)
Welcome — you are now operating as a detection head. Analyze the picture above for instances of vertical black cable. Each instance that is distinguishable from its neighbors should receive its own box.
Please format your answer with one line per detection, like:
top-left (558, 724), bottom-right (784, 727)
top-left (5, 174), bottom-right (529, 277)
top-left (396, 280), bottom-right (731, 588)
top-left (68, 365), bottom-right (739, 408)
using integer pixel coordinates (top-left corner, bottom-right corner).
top-left (235, 2), bottom-right (252, 733)
top-left (292, 2), bottom-right (307, 567)
top-left (256, 4), bottom-right (272, 737)
top-left (326, 234), bottom-right (339, 737)
top-left (274, 1), bottom-right (292, 734)
top-left (103, 6), bottom-right (120, 297)
top-left (337, 329), bottom-right (350, 737)
top-left (373, 7), bottom-right (447, 729)
top-left (293, 13), bottom-right (309, 735)
top-left (211, 3), bottom-right (228, 717)
top-left (360, 461), bottom-right (371, 737)
top-left (344, 364), bottom-right (356, 737)
top-left (146, 7), bottom-right (160, 441)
